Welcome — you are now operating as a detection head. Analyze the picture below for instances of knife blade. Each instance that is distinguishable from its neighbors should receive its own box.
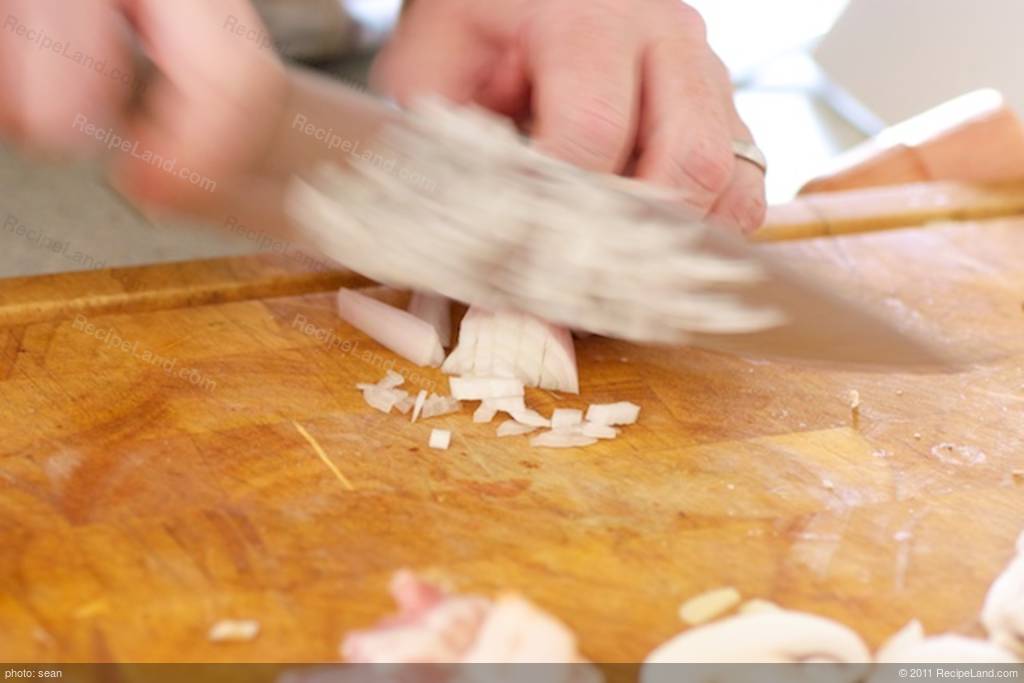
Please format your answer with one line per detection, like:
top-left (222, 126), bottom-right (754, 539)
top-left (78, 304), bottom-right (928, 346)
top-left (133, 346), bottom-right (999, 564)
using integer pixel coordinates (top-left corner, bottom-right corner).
top-left (279, 73), bottom-right (958, 369)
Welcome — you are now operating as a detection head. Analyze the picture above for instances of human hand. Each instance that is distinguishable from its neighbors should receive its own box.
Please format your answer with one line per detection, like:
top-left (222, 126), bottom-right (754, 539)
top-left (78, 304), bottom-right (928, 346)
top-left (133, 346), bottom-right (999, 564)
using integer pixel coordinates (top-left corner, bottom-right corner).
top-left (372, 0), bottom-right (766, 232)
top-left (0, 0), bottom-right (288, 214)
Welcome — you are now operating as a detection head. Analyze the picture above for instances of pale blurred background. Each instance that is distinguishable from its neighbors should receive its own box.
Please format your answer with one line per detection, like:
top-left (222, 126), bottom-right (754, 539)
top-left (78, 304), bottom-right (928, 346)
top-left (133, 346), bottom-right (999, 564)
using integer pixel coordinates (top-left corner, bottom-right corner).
top-left (3, 0), bottom-right (1021, 277)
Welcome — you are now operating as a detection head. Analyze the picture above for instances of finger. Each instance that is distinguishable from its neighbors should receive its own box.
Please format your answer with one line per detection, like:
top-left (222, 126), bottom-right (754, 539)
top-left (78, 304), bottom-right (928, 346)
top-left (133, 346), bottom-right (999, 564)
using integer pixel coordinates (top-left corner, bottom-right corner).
top-left (527, 2), bottom-right (641, 173)
top-left (634, 28), bottom-right (736, 214)
top-left (2, 0), bottom-right (135, 155)
top-left (370, 2), bottom-right (498, 105)
top-left (111, 0), bottom-right (287, 209)
top-left (708, 126), bottom-right (767, 234)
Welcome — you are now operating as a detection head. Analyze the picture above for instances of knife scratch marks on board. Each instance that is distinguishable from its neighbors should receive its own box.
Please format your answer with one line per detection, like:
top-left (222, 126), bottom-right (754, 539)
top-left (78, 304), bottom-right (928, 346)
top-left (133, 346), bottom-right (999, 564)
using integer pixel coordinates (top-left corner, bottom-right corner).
top-left (292, 420), bottom-right (355, 491)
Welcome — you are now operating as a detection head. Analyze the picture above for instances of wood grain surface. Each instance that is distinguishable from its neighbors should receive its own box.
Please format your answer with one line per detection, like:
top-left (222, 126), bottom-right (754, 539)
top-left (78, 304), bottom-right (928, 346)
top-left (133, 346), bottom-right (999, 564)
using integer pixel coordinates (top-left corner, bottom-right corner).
top-left (1, 216), bottom-right (1023, 666)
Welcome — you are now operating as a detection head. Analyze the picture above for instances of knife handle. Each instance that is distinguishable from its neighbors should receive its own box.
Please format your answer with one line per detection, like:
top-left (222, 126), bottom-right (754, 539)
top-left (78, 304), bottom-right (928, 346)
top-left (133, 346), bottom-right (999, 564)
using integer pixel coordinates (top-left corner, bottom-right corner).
top-left (756, 179), bottom-right (1024, 242)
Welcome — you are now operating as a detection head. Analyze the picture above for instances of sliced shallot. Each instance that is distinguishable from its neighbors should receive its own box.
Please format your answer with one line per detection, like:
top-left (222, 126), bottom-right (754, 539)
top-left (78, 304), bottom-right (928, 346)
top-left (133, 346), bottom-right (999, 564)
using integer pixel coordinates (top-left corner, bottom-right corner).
top-left (585, 401), bottom-right (641, 426)
top-left (530, 431), bottom-right (598, 449)
top-left (550, 409), bottom-right (583, 429)
top-left (410, 389), bottom-right (428, 422)
top-left (496, 420), bottom-right (538, 437)
top-left (419, 394), bottom-right (462, 419)
top-left (337, 289), bottom-right (445, 368)
top-left (449, 377), bottom-right (524, 401)
top-left (408, 291), bottom-right (453, 348)
top-left (444, 308), bottom-right (579, 394)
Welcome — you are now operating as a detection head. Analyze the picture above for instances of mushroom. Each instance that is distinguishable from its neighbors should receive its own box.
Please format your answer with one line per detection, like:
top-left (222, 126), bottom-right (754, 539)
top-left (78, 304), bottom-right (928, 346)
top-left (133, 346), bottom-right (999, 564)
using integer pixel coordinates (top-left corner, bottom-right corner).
top-left (642, 610), bottom-right (870, 683)
top-left (981, 532), bottom-right (1024, 656)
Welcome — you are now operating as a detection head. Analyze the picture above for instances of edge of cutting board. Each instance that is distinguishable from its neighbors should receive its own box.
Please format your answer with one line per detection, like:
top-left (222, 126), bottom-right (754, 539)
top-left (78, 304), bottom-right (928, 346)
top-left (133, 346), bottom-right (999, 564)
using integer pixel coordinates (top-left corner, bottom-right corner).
top-left (0, 253), bottom-right (367, 327)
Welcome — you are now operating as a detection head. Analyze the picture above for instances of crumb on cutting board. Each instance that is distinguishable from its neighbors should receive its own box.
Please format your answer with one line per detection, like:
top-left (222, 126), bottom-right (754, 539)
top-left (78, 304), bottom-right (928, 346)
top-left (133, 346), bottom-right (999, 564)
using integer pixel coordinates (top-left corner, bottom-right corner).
top-left (208, 619), bottom-right (260, 643)
top-left (678, 586), bottom-right (742, 625)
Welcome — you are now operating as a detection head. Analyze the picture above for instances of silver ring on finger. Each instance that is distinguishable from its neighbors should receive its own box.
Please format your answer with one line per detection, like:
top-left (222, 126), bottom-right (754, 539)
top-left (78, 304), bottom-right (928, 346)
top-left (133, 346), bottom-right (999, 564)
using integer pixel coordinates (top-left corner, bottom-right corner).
top-left (731, 140), bottom-right (767, 174)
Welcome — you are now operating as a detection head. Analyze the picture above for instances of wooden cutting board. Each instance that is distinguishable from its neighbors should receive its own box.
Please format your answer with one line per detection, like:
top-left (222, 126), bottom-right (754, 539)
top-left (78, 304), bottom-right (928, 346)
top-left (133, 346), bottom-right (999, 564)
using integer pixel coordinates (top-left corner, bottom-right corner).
top-left (1, 217), bottom-right (1023, 665)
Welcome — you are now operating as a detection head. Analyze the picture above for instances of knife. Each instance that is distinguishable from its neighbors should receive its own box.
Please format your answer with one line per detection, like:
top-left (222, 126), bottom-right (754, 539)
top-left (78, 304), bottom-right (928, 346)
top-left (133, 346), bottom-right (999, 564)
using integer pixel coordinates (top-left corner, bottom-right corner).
top-left (272, 69), bottom-right (956, 369)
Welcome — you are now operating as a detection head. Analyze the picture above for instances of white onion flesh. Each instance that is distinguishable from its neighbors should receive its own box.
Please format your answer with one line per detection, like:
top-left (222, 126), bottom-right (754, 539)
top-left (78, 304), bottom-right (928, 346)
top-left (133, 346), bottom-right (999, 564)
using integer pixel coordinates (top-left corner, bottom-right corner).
top-left (394, 394), bottom-right (415, 414)
top-left (579, 422), bottom-right (618, 439)
top-left (530, 431), bottom-right (598, 449)
top-left (411, 389), bottom-right (428, 423)
top-left (497, 420), bottom-right (538, 437)
top-left (444, 308), bottom-right (579, 394)
top-left (428, 429), bottom-right (452, 450)
top-left (419, 394), bottom-right (462, 419)
top-left (585, 401), bottom-right (641, 426)
top-left (473, 403), bottom-right (499, 424)
top-left (550, 409), bottom-right (583, 429)
top-left (449, 377), bottom-right (525, 401)
top-left (337, 289), bottom-right (446, 368)
top-left (408, 291), bottom-right (453, 348)
top-left (509, 408), bottom-right (550, 428)
top-left (379, 370), bottom-right (405, 389)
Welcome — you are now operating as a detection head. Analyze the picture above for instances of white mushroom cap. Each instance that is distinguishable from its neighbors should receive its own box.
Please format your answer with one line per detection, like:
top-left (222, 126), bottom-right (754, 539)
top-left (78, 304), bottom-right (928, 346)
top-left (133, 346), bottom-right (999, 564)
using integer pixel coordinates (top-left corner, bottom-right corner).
top-left (642, 610), bottom-right (870, 668)
top-left (981, 532), bottom-right (1024, 656)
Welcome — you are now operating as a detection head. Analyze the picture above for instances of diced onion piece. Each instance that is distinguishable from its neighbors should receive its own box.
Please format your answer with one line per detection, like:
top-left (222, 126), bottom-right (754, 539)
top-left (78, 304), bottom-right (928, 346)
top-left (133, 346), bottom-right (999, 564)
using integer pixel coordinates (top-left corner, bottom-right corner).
top-left (473, 403), bottom-right (499, 424)
top-left (408, 292), bottom-right (452, 348)
top-left (411, 389), bottom-right (428, 423)
top-left (363, 386), bottom-right (402, 413)
top-left (429, 429), bottom-right (452, 450)
top-left (509, 408), bottom-right (550, 428)
top-left (420, 394), bottom-right (462, 419)
top-left (580, 422), bottom-right (618, 440)
top-left (394, 394), bottom-right (415, 414)
top-left (449, 377), bottom-right (524, 400)
top-left (537, 322), bottom-right (579, 394)
top-left (337, 289), bottom-right (445, 368)
top-left (497, 420), bottom-right (538, 437)
top-left (208, 619), bottom-right (260, 643)
top-left (550, 408), bottom-right (583, 429)
top-left (585, 401), bottom-right (641, 426)
top-left (678, 587), bottom-right (742, 625)
top-left (530, 431), bottom-right (598, 449)
top-left (482, 396), bottom-right (526, 414)
top-left (445, 308), bottom-right (579, 394)
top-left (379, 370), bottom-right (405, 389)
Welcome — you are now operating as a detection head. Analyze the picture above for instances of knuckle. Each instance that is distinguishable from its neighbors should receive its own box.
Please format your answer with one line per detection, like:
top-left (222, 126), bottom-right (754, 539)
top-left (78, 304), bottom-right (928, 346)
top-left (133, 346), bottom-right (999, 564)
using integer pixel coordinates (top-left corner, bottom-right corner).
top-left (669, 2), bottom-right (708, 39)
top-left (550, 99), bottom-right (632, 169)
top-left (681, 138), bottom-right (734, 196)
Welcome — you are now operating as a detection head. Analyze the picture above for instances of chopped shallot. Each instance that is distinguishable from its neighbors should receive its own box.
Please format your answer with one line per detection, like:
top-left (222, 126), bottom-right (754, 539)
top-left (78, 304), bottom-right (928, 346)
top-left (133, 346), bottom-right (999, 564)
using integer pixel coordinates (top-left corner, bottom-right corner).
top-left (379, 370), bottom-right (405, 389)
top-left (585, 401), bottom-right (641, 426)
top-left (530, 431), bottom-right (598, 449)
top-left (579, 422), bottom-right (618, 440)
top-left (411, 389), bottom-right (428, 422)
top-left (473, 403), bottom-right (499, 424)
top-left (509, 408), bottom-right (550, 427)
top-left (496, 420), bottom-right (538, 437)
top-left (408, 291), bottom-right (453, 348)
top-left (362, 385), bottom-right (405, 414)
top-left (429, 429), bottom-right (452, 450)
top-left (419, 394), bottom-right (462, 419)
top-left (443, 308), bottom-right (579, 394)
top-left (449, 377), bottom-right (524, 400)
top-left (482, 396), bottom-right (527, 413)
top-left (394, 394), bottom-right (415, 414)
top-left (337, 289), bottom-right (445, 368)
top-left (550, 409), bottom-right (583, 429)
